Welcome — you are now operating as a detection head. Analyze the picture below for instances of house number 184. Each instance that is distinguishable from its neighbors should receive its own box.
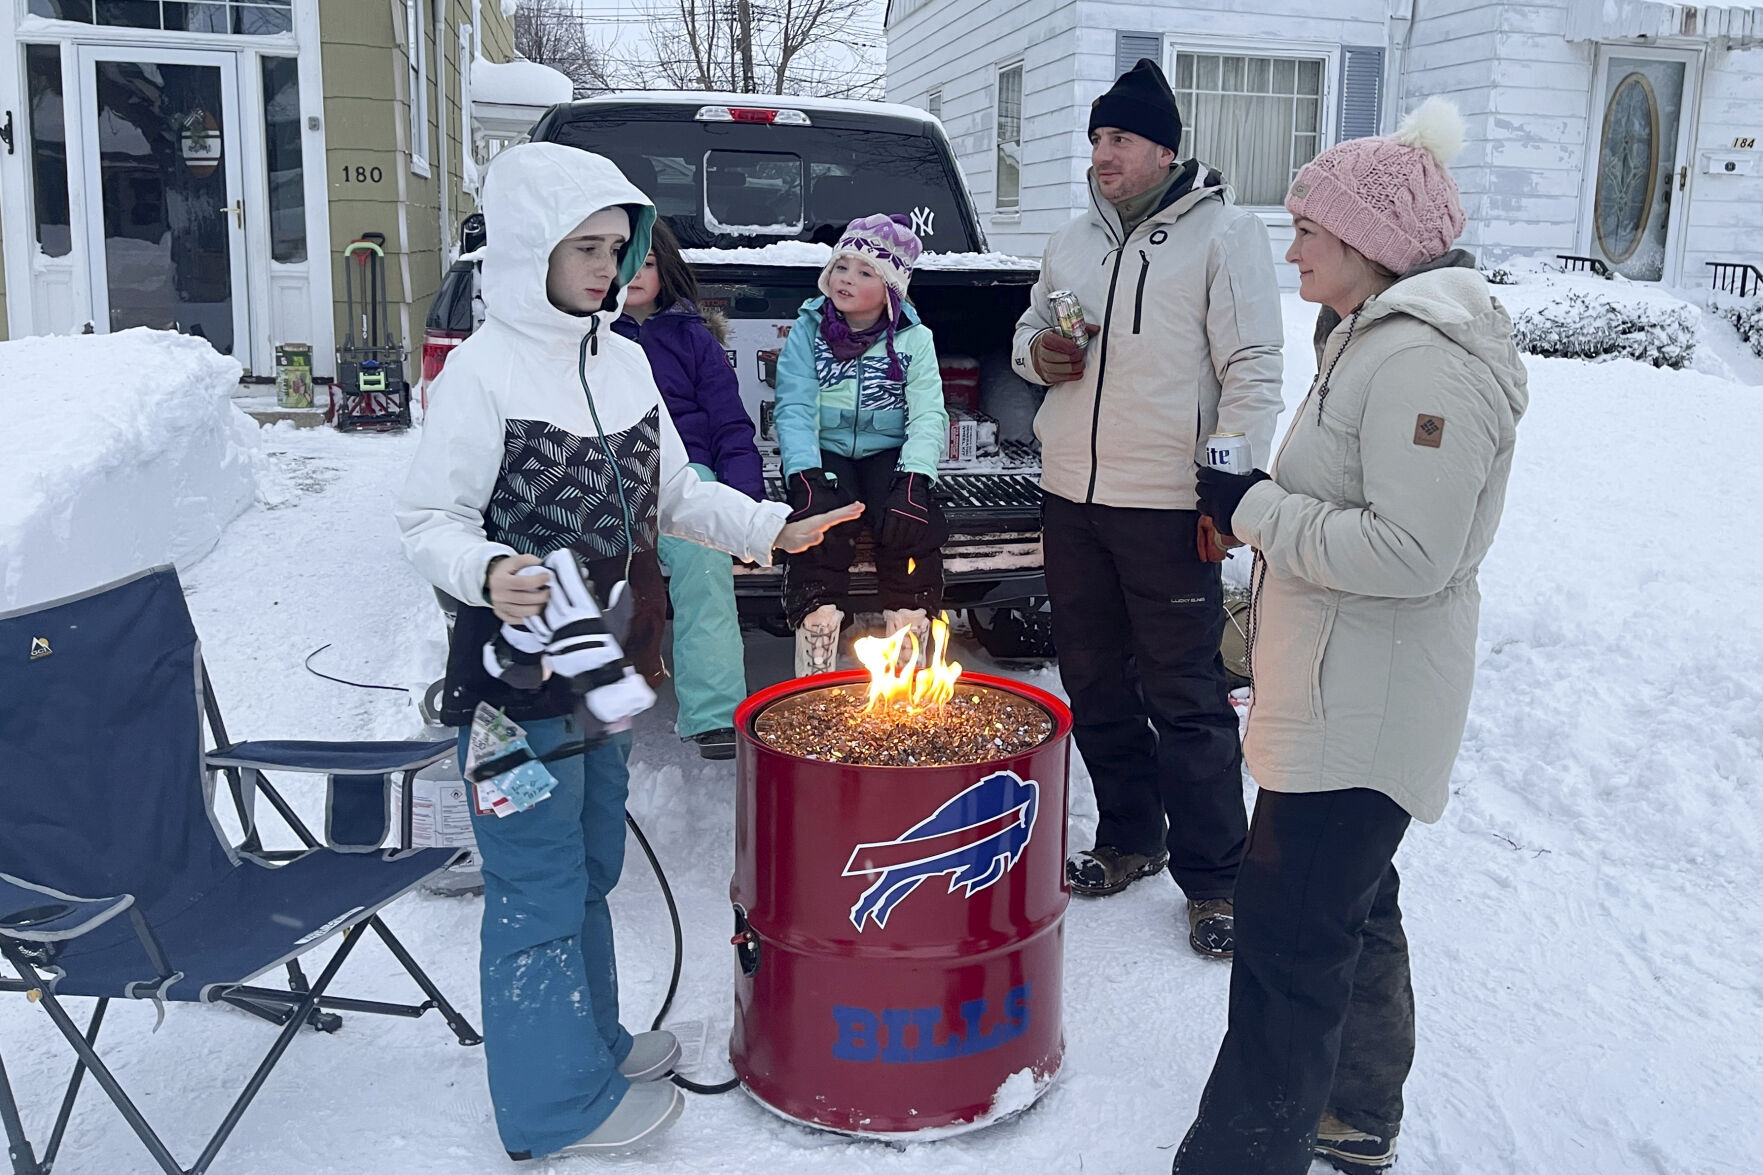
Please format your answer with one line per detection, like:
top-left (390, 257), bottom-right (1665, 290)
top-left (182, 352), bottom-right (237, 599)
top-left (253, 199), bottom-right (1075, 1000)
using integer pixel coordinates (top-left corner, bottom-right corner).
top-left (341, 165), bottom-right (385, 184)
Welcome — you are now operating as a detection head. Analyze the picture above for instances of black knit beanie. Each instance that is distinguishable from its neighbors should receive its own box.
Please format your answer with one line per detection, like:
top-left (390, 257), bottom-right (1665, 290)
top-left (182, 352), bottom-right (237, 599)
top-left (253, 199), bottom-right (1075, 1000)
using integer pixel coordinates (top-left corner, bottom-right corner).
top-left (1088, 58), bottom-right (1183, 153)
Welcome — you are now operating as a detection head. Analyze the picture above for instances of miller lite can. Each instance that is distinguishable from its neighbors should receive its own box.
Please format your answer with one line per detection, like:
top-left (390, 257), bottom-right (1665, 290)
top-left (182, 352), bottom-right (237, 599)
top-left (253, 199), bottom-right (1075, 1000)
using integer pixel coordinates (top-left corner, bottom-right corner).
top-left (1048, 290), bottom-right (1091, 348)
top-left (1206, 432), bottom-right (1251, 475)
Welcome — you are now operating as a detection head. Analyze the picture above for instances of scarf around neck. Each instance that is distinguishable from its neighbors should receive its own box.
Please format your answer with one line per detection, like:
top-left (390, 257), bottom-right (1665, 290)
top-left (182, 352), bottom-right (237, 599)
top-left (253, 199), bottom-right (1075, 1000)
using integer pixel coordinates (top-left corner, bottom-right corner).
top-left (820, 295), bottom-right (906, 380)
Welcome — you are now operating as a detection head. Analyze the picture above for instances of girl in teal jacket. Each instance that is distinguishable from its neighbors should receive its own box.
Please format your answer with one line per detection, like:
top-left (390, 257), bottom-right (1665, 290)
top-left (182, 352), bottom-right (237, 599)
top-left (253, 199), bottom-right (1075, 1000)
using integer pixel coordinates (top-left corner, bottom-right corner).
top-left (774, 214), bottom-right (948, 675)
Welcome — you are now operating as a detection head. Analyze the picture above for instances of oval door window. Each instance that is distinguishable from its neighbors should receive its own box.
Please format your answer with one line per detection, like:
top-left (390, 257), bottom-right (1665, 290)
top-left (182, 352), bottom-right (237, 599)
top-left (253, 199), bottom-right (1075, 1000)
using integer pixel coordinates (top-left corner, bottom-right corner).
top-left (1594, 73), bottom-right (1660, 264)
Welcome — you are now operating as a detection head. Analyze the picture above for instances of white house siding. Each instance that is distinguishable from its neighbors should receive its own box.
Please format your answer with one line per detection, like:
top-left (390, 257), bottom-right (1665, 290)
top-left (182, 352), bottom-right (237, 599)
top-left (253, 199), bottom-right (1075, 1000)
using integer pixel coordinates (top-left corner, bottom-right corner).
top-left (888, 0), bottom-right (1388, 269)
top-left (885, 0), bottom-right (1085, 257)
top-left (1683, 47), bottom-right (1763, 282)
top-left (1408, 0), bottom-right (1763, 283)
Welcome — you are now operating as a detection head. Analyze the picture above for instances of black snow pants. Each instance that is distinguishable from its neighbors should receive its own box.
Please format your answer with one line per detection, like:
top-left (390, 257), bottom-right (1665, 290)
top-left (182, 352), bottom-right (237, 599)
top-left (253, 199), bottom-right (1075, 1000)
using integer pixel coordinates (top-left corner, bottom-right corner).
top-left (1173, 786), bottom-right (1416, 1175)
top-left (1041, 492), bottom-right (1246, 900)
top-left (782, 449), bottom-right (944, 627)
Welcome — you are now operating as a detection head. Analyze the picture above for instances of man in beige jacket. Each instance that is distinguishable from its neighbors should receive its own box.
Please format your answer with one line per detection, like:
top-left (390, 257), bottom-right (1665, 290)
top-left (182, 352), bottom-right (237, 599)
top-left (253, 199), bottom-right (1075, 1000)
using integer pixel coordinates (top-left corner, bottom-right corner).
top-left (1011, 58), bottom-right (1284, 958)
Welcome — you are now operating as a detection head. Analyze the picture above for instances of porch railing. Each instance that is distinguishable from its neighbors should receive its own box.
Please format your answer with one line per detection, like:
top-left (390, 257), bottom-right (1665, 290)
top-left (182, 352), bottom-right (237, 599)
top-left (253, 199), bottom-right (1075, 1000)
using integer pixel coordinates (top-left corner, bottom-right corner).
top-left (1707, 261), bottom-right (1763, 299)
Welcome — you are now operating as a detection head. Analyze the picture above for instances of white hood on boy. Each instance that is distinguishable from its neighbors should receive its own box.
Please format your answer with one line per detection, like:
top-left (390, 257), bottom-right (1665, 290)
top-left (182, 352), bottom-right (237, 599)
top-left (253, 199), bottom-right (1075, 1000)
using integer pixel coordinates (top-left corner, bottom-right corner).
top-left (396, 142), bottom-right (788, 612)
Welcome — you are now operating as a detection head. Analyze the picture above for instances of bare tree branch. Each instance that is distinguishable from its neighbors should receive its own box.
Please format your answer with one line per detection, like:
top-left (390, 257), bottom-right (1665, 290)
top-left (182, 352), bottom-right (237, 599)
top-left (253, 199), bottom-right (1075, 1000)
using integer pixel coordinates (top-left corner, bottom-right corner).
top-left (621, 0), bottom-right (883, 98)
top-left (514, 0), bottom-right (616, 97)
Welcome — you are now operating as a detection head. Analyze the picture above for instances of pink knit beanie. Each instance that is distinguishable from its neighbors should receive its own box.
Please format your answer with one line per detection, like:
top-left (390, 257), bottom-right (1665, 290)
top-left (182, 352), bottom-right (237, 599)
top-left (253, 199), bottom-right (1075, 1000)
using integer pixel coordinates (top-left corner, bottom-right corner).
top-left (1286, 97), bottom-right (1467, 275)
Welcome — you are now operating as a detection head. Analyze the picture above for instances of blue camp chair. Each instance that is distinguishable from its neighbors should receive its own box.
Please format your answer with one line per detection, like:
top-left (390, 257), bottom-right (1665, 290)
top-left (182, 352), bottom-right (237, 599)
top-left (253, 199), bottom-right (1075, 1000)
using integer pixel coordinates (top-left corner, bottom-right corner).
top-left (0, 567), bottom-right (480, 1175)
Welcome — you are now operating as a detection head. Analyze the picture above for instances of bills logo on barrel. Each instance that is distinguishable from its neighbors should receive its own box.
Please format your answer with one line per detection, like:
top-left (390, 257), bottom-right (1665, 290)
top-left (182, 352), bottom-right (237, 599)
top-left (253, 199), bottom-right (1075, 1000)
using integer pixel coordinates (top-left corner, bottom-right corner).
top-left (841, 770), bottom-right (1040, 931)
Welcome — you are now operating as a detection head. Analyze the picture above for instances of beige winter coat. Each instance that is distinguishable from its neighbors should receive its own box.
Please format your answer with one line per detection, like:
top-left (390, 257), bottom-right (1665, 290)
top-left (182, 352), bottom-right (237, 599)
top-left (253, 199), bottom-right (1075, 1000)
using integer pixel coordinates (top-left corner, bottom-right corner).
top-left (1232, 267), bottom-right (1528, 822)
top-left (1011, 168), bottom-right (1285, 509)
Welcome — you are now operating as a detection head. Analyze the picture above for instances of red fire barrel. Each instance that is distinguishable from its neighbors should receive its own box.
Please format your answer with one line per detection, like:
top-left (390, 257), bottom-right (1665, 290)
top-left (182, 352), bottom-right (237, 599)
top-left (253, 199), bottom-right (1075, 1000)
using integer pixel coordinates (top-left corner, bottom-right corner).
top-left (730, 671), bottom-right (1073, 1136)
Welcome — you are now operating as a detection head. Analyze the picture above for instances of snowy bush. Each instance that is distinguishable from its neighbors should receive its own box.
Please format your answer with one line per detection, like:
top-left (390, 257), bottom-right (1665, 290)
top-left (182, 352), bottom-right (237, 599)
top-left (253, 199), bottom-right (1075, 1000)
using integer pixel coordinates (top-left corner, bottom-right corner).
top-left (1714, 298), bottom-right (1763, 358)
top-left (1511, 291), bottom-right (1698, 369)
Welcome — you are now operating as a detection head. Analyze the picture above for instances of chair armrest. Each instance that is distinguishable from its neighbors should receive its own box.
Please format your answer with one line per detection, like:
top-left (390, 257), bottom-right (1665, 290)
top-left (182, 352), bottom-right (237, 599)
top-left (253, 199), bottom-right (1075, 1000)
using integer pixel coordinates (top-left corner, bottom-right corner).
top-left (0, 872), bottom-right (134, 943)
top-left (206, 739), bottom-right (455, 776)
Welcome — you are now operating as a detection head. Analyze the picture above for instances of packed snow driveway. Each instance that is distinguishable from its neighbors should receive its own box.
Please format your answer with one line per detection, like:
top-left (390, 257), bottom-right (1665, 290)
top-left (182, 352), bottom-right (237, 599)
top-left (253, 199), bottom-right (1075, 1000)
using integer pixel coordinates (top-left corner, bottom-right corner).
top-left (1, 298), bottom-right (1759, 1174)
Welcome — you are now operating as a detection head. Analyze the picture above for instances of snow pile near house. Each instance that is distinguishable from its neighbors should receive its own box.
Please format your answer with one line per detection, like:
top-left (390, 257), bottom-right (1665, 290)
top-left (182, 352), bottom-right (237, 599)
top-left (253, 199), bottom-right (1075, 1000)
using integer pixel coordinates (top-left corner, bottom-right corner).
top-left (1489, 266), bottom-right (1699, 369)
top-left (682, 243), bottom-right (1039, 271)
top-left (0, 329), bottom-right (258, 609)
top-left (472, 57), bottom-right (571, 107)
top-left (1713, 295), bottom-right (1763, 358)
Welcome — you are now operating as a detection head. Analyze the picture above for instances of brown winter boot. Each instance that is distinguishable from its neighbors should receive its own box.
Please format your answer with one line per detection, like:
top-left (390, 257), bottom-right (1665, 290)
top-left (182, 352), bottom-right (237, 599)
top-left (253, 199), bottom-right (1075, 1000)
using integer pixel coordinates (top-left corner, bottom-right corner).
top-left (1065, 845), bottom-right (1169, 896)
top-left (1313, 1110), bottom-right (1397, 1173)
top-left (1187, 897), bottom-right (1235, 959)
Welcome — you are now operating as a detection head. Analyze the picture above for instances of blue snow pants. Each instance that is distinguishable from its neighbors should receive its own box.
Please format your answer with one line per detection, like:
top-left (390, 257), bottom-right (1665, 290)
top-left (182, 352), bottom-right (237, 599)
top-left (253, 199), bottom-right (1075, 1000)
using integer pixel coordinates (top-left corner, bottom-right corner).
top-left (658, 463), bottom-right (748, 738)
top-left (457, 715), bottom-right (635, 1159)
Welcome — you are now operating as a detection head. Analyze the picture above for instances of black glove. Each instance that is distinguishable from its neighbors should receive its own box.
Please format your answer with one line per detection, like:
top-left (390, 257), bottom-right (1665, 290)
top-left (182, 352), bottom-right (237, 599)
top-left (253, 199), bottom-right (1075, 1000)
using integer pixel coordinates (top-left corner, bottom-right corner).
top-left (878, 472), bottom-right (944, 555)
top-left (1195, 465), bottom-right (1271, 541)
top-left (785, 467), bottom-right (855, 522)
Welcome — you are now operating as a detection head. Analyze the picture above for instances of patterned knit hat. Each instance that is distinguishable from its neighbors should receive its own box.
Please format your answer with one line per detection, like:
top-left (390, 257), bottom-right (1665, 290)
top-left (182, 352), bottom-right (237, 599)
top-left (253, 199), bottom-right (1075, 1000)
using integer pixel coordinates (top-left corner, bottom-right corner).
top-left (1285, 96), bottom-right (1468, 275)
top-left (818, 214), bottom-right (923, 303)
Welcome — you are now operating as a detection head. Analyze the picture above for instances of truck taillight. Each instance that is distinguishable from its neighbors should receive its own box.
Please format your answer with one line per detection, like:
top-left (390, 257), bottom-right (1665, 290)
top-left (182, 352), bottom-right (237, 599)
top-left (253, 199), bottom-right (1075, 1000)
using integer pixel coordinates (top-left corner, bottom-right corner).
top-left (420, 330), bottom-right (467, 411)
top-left (695, 105), bottom-right (810, 126)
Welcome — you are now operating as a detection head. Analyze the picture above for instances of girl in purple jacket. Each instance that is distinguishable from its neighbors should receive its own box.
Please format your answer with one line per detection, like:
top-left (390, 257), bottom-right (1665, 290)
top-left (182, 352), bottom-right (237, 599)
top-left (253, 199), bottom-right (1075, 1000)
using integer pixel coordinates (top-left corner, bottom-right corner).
top-left (614, 220), bottom-right (763, 759)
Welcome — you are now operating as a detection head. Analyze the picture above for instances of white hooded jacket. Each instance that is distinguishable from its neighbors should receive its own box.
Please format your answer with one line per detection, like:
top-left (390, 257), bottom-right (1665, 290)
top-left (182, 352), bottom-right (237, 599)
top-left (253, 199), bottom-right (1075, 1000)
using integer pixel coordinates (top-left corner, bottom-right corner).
top-left (396, 143), bottom-right (788, 723)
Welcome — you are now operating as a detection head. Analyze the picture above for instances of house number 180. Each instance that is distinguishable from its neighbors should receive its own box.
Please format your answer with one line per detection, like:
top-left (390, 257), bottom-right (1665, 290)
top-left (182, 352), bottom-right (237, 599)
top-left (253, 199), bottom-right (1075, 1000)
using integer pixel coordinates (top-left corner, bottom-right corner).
top-left (341, 165), bottom-right (385, 184)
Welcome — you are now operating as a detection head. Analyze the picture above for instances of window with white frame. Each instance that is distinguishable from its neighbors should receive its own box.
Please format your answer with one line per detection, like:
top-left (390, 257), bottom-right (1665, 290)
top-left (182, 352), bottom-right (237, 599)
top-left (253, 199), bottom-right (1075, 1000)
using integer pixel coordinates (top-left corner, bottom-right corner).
top-left (407, 0), bottom-right (431, 175)
top-left (928, 88), bottom-right (942, 121)
top-left (995, 64), bottom-right (1023, 211)
top-left (1172, 51), bottom-right (1325, 207)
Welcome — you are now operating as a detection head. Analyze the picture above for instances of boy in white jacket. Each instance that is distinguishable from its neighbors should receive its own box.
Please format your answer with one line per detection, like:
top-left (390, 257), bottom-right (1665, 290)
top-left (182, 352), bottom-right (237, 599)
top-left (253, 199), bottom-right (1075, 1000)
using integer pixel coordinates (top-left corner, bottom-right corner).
top-left (396, 142), bottom-right (856, 1160)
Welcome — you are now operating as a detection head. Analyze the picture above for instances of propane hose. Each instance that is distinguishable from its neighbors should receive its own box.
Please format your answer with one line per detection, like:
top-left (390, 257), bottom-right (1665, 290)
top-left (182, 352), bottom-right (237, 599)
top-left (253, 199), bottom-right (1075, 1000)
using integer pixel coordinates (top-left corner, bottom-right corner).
top-left (624, 811), bottom-right (741, 1095)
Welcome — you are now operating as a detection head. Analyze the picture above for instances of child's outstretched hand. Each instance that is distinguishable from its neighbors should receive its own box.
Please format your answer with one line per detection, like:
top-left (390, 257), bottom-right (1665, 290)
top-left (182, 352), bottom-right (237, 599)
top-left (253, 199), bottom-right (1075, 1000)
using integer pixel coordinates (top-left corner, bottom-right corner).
top-left (775, 502), bottom-right (864, 553)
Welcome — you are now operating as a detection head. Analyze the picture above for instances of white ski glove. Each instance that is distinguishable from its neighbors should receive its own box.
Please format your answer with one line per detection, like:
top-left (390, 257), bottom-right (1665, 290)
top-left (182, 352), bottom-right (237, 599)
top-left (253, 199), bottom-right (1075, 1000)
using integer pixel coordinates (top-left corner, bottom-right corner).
top-left (531, 549), bottom-right (655, 724)
top-left (481, 567), bottom-right (552, 690)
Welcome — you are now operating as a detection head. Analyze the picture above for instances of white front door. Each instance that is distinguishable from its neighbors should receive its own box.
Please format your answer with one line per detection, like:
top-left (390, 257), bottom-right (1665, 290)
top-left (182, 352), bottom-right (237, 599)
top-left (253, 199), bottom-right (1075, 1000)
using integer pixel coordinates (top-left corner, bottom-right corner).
top-left (76, 46), bottom-right (250, 358)
top-left (1581, 46), bottom-right (1702, 283)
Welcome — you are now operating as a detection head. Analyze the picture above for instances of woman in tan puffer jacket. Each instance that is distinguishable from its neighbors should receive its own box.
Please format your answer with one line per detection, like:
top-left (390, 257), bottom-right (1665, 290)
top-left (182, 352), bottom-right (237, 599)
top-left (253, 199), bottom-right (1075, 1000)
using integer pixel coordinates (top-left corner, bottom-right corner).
top-left (1172, 98), bottom-right (1528, 1175)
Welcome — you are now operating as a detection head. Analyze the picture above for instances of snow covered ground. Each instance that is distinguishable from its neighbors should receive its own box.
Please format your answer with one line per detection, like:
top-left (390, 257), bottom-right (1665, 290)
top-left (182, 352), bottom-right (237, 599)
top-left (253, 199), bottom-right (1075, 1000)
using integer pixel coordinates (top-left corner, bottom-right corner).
top-left (4, 293), bottom-right (1761, 1174)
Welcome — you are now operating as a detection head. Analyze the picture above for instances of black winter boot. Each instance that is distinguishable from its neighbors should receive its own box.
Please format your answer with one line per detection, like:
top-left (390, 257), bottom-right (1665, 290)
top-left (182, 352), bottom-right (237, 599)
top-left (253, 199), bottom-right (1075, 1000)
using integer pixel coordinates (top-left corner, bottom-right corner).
top-left (1314, 1111), bottom-right (1397, 1173)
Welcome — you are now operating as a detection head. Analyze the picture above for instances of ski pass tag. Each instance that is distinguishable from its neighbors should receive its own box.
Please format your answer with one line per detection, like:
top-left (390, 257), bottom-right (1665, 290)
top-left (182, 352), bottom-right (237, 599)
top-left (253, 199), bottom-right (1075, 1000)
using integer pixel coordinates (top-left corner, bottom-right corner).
top-left (465, 704), bottom-right (548, 818)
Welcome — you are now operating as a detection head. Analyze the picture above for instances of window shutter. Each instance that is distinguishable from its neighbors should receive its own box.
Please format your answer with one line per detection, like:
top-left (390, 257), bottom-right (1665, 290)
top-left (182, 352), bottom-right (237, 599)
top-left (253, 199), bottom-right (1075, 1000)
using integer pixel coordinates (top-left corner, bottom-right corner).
top-left (1115, 32), bottom-right (1163, 79)
top-left (1337, 45), bottom-right (1385, 141)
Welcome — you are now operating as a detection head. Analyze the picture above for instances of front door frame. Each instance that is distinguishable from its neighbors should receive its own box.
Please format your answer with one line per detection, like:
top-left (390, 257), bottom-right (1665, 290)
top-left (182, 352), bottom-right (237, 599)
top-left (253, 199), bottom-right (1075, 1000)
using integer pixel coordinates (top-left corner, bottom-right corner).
top-left (75, 43), bottom-right (251, 359)
top-left (1578, 42), bottom-right (1704, 285)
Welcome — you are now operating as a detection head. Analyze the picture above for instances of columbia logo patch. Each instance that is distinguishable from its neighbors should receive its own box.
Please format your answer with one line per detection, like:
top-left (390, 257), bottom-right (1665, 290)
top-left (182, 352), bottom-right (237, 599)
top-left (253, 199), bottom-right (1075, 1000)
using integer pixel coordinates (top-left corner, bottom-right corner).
top-left (1413, 414), bottom-right (1445, 448)
top-left (29, 637), bottom-right (52, 661)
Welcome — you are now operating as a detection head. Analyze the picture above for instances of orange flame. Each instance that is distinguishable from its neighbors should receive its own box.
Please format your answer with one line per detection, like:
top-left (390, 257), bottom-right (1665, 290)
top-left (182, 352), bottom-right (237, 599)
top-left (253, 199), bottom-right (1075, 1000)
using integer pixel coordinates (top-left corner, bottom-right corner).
top-left (852, 617), bottom-right (963, 713)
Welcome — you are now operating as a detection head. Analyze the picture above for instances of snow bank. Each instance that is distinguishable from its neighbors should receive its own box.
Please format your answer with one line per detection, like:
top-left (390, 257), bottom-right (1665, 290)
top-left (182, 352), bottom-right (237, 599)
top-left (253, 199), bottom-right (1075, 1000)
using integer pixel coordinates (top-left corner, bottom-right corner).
top-left (0, 329), bottom-right (258, 609)
top-left (682, 242), bottom-right (1039, 271)
top-left (471, 57), bottom-right (571, 107)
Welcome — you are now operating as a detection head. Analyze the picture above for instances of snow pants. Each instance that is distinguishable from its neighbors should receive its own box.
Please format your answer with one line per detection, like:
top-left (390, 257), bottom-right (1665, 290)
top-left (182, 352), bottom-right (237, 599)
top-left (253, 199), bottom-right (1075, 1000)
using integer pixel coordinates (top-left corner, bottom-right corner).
top-left (1172, 786), bottom-right (1415, 1175)
top-left (782, 448), bottom-right (943, 627)
top-left (456, 715), bottom-right (636, 1160)
top-left (1041, 493), bottom-right (1246, 900)
top-left (659, 463), bottom-right (748, 737)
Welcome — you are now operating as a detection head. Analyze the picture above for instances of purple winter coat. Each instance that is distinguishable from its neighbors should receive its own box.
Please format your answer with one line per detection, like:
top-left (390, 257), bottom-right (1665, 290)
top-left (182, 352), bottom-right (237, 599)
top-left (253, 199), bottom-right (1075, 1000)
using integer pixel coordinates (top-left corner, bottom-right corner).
top-left (612, 301), bottom-right (764, 500)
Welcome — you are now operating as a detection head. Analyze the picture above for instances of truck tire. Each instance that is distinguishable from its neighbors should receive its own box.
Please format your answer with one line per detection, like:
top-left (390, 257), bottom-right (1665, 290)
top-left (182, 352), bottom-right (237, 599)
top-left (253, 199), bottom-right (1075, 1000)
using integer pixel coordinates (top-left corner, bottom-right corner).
top-left (968, 599), bottom-right (1056, 662)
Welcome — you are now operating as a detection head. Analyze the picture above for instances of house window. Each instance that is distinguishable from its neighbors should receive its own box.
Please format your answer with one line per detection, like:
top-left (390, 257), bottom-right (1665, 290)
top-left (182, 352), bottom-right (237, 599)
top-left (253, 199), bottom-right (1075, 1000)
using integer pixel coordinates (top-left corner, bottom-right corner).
top-left (262, 57), bottom-right (307, 264)
top-left (407, 0), bottom-right (432, 176)
top-left (25, 45), bottom-right (72, 259)
top-left (928, 89), bottom-right (942, 121)
top-left (996, 63), bottom-right (1023, 211)
top-left (27, 0), bottom-right (293, 33)
top-left (1172, 51), bottom-right (1325, 207)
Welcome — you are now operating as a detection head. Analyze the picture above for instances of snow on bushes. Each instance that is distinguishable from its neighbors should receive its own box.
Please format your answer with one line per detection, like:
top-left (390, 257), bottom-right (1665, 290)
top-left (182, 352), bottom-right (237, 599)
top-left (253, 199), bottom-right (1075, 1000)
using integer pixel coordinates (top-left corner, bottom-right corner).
top-left (1714, 297), bottom-right (1763, 359)
top-left (0, 329), bottom-right (259, 608)
top-left (1492, 268), bottom-right (1699, 369)
top-left (1511, 292), bottom-right (1698, 368)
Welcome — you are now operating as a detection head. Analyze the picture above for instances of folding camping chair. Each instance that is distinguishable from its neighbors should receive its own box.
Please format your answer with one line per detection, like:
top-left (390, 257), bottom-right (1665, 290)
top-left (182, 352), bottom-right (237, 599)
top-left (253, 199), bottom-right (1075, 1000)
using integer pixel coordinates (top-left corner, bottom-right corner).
top-left (0, 567), bottom-right (480, 1175)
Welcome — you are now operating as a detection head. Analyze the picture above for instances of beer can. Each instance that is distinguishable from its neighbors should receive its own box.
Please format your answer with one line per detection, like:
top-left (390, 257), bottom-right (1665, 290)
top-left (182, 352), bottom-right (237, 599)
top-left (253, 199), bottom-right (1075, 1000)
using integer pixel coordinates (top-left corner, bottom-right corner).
top-left (1048, 289), bottom-right (1091, 348)
top-left (1206, 432), bottom-right (1251, 475)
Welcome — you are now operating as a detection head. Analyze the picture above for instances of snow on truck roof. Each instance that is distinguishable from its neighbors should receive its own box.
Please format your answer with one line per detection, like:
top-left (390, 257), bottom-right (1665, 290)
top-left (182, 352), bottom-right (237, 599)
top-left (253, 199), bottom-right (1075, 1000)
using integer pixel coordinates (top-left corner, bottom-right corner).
top-left (563, 91), bottom-right (944, 128)
top-left (680, 242), bottom-right (1038, 271)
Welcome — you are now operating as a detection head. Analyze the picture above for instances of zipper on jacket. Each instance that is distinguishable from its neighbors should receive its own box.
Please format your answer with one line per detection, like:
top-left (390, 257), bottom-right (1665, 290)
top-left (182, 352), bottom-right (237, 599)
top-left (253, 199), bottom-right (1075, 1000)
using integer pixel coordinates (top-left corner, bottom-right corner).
top-left (1085, 235), bottom-right (1133, 504)
top-left (1131, 250), bottom-right (1151, 335)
